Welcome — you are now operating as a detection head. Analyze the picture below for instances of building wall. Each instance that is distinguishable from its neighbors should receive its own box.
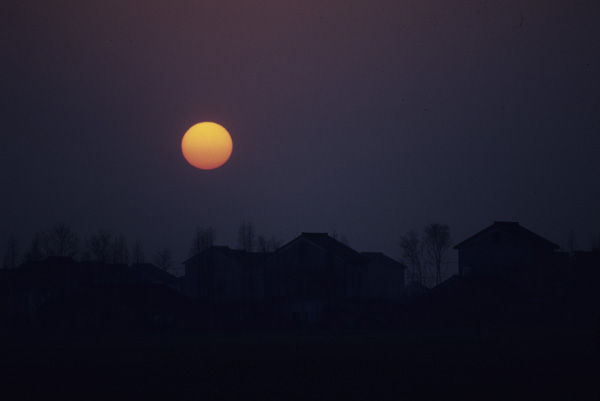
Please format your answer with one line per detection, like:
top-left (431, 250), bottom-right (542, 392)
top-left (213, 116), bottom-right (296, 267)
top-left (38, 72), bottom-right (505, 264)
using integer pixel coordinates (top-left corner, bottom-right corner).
top-left (185, 250), bottom-right (265, 302)
top-left (213, 253), bottom-right (242, 302)
top-left (265, 238), bottom-right (351, 301)
top-left (237, 255), bottom-right (265, 301)
top-left (367, 262), bottom-right (404, 302)
top-left (458, 230), bottom-right (557, 290)
top-left (184, 251), bottom-right (241, 301)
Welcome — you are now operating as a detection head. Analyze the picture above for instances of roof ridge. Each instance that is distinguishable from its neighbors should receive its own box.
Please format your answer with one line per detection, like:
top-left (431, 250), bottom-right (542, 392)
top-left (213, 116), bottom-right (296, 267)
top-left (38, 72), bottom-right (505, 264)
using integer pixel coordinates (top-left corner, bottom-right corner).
top-left (454, 221), bottom-right (559, 250)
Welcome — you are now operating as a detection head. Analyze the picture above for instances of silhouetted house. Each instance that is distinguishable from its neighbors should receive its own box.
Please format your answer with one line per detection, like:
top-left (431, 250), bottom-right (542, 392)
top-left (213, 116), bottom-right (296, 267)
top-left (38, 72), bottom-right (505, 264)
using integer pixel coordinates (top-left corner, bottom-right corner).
top-left (182, 234), bottom-right (406, 329)
top-left (421, 222), bottom-right (600, 328)
top-left (454, 221), bottom-right (561, 292)
top-left (0, 257), bottom-right (181, 330)
top-left (264, 233), bottom-right (405, 327)
top-left (183, 246), bottom-right (268, 302)
top-left (265, 233), bottom-right (370, 301)
top-left (361, 252), bottom-right (405, 302)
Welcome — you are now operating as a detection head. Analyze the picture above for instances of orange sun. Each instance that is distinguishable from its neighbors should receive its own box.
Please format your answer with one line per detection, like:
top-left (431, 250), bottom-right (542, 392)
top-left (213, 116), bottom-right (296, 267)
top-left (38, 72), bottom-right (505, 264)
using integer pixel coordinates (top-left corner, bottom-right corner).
top-left (181, 122), bottom-right (233, 170)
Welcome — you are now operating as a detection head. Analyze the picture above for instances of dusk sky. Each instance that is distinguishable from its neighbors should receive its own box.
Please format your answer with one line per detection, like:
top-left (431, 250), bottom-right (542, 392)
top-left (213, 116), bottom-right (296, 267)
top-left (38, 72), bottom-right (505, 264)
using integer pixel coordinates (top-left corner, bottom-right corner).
top-left (2, 0), bottom-right (599, 275)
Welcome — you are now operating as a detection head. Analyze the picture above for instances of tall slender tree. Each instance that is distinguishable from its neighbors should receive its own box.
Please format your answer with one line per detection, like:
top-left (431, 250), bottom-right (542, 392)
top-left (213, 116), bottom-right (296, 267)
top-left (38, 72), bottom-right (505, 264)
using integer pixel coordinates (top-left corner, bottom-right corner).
top-left (155, 248), bottom-right (173, 272)
top-left (111, 234), bottom-right (129, 265)
top-left (398, 230), bottom-right (426, 286)
top-left (2, 235), bottom-right (20, 268)
top-left (189, 226), bottom-right (216, 257)
top-left (237, 222), bottom-right (256, 252)
top-left (423, 223), bottom-right (452, 286)
top-left (47, 223), bottom-right (79, 258)
top-left (87, 229), bottom-right (112, 263)
top-left (131, 239), bottom-right (145, 264)
top-left (24, 231), bottom-right (46, 262)
top-left (564, 229), bottom-right (578, 253)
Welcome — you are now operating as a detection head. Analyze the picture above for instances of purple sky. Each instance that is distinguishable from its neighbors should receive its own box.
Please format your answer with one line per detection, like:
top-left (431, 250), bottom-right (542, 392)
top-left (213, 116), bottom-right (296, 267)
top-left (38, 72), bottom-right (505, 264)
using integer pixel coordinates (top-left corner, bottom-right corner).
top-left (2, 0), bottom-right (599, 276)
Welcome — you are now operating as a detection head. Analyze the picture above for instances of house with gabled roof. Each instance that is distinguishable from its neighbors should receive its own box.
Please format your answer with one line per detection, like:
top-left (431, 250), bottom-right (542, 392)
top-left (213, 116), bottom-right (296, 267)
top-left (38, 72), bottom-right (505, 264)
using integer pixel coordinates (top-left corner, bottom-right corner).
top-left (181, 233), bottom-right (406, 328)
top-left (361, 252), bottom-right (406, 302)
top-left (264, 233), bottom-right (370, 302)
top-left (263, 232), bottom-right (406, 327)
top-left (0, 257), bottom-right (185, 331)
top-left (453, 221), bottom-right (561, 291)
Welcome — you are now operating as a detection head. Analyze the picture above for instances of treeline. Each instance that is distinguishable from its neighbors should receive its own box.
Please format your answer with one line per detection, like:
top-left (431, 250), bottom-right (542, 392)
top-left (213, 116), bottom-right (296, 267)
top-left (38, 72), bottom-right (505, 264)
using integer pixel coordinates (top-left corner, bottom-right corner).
top-left (1, 221), bottom-right (290, 272)
top-left (4, 220), bottom-right (456, 288)
top-left (6, 220), bottom-right (471, 289)
top-left (2, 223), bottom-right (146, 269)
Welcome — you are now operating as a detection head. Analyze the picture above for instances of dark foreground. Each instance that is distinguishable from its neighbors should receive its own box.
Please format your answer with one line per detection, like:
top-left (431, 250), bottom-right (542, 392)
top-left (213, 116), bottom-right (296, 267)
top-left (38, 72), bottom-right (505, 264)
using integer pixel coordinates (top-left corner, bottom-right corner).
top-left (1, 328), bottom-right (598, 401)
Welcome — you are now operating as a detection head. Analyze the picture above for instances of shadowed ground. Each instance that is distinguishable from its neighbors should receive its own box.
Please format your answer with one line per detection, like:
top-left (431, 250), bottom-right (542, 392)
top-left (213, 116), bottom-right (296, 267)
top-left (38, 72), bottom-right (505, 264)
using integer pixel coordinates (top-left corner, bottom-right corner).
top-left (1, 328), bottom-right (598, 400)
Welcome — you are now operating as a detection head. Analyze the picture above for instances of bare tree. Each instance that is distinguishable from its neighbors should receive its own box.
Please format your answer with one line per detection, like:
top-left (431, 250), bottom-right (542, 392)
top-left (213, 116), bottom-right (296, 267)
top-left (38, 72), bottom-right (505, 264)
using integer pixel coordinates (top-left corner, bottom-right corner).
top-left (398, 230), bottom-right (426, 286)
top-left (331, 230), bottom-right (349, 246)
top-left (80, 249), bottom-right (91, 262)
top-left (237, 221), bottom-right (256, 252)
top-left (423, 223), bottom-right (452, 286)
top-left (111, 234), bottom-right (129, 265)
top-left (24, 231), bottom-right (46, 262)
top-left (564, 229), bottom-right (578, 253)
top-left (131, 239), bottom-right (145, 264)
top-left (155, 248), bottom-right (173, 272)
top-left (47, 223), bottom-right (79, 258)
top-left (2, 235), bottom-right (20, 268)
top-left (87, 229), bottom-right (112, 263)
top-left (257, 234), bottom-right (281, 253)
top-left (270, 235), bottom-right (282, 251)
top-left (257, 235), bottom-right (270, 253)
top-left (189, 226), bottom-right (216, 257)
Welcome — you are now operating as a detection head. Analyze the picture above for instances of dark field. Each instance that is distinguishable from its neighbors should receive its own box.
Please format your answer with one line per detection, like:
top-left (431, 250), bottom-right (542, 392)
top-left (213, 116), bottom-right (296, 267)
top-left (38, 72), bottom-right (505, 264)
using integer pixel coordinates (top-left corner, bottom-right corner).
top-left (1, 328), bottom-right (598, 401)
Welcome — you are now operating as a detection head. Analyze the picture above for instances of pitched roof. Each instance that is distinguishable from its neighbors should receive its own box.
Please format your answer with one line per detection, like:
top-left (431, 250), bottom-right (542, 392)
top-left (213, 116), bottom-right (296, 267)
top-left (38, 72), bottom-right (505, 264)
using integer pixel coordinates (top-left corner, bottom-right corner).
top-left (304, 232), bottom-right (371, 264)
top-left (453, 221), bottom-right (559, 250)
top-left (362, 252), bottom-right (407, 269)
top-left (131, 263), bottom-right (179, 287)
top-left (182, 246), bottom-right (272, 265)
top-left (275, 232), bottom-right (369, 264)
top-left (182, 246), bottom-right (235, 265)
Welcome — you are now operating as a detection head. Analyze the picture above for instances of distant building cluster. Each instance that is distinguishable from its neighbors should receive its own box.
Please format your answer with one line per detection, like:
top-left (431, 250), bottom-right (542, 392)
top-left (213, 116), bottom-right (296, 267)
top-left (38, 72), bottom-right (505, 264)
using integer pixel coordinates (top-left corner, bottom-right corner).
top-left (1, 223), bottom-right (599, 333)
top-left (183, 232), bottom-right (406, 329)
top-left (0, 232), bottom-right (406, 331)
top-left (426, 221), bottom-right (600, 327)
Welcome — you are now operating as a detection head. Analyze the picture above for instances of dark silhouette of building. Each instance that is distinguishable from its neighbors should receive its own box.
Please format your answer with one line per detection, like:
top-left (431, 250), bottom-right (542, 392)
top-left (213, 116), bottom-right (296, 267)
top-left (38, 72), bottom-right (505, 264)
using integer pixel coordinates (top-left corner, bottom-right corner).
top-left (183, 246), bottom-right (269, 301)
top-left (361, 252), bottom-right (405, 302)
top-left (425, 221), bottom-right (600, 328)
top-left (268, 233), bottom-right (407, 328)
top-left (454, 221), bottom-right (561, 292)
top-left (0, 256), bottom-right (186, 332)
top-left (182, 233), bottom-right (406, 329)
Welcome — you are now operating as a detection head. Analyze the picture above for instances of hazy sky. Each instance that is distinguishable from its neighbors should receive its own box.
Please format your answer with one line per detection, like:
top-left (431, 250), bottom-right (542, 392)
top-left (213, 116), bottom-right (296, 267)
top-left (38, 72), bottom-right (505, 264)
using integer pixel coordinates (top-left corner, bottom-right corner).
top-left (2, 0), bottom-right (599, 274)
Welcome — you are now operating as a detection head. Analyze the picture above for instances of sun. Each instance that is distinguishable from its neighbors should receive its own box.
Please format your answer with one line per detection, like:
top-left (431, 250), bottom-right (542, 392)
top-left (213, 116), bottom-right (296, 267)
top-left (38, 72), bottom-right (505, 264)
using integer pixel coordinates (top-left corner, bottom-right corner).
top-left (181, 122), bottom-right (233, 170)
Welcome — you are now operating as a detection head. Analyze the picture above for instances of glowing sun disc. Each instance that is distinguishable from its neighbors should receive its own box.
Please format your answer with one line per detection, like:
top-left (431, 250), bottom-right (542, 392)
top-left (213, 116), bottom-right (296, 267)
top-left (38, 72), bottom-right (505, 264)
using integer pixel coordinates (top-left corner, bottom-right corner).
top-left (181, 122), bottom-right (233, 170)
